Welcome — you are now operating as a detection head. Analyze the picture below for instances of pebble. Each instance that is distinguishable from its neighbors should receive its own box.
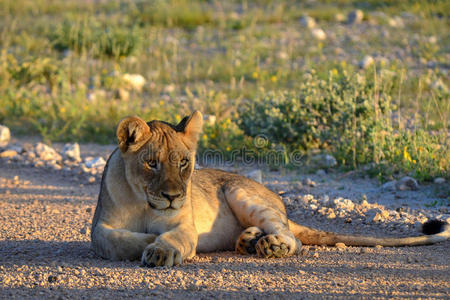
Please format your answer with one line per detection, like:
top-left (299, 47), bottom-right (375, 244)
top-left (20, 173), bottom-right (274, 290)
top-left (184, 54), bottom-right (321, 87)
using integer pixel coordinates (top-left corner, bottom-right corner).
top-left (84, 157), bottom-right (106, 169)
top-left (0, 125), bottom-right (10, 147)
top-left (311, 28), bottom-right (326, 40)
top-left (300, 16), bottom-right (316, 29)
top-left (303, 178), bottom-right (316, 187)
top-left (359, 55), bottom-right (374, 69)
top-left (335, 242), bottom-right (346, 249)
top-left (396, 176), bottom-right (419, 191)
top-left (382, 180), bottom-right (397, 191)
top-left (62, 143), bottom-right (81, 162)
top-left (88, 176), bottom-right (96, 183)
top-left (35, 143), bottom-right (62, 161)
top-left (434, 177), bottom-right (445, 184)
top-left (347, 10), bottom-right (364, 24)
top-left (47, 275), bottom-right (58, 283)
top-left (0, 150), bottom-right (18, 158)
top-left (313, 252), bottom-right (319, 258)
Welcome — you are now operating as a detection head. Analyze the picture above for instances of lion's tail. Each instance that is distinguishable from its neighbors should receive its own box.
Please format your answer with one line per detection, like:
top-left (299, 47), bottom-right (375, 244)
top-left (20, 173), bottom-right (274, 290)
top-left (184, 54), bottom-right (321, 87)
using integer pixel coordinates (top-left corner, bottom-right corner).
top-left (288, 219), bottom-right (449, 247)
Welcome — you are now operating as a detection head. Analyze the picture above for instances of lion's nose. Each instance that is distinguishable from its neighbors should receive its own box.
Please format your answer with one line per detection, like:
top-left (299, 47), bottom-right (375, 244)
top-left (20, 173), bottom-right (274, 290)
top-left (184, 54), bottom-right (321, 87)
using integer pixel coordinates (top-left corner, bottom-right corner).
top-left (161, 192), bottom-right (181, 202)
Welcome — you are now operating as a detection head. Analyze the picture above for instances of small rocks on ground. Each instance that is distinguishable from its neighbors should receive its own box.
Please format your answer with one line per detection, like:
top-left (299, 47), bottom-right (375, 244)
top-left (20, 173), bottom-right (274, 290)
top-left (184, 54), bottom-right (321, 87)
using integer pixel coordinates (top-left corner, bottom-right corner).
top-left (62, 143), bottom-right (81, 162)
top-left (84, 157), bottom-right (106, 169)
top-left (396, 176), bottom-right (419, 191)
top-left (35, 143), bottom-right (62, 161)
top-left (0, 125), bottom-right (10, 147)
top-left (335, 242), bottom-right (346, 249)
top-left (0, 150), bottom-right (18, 159)
top-left (303, 178), bottom-right (316, 187)
top-left (348, 10), bottom-right (364, 24)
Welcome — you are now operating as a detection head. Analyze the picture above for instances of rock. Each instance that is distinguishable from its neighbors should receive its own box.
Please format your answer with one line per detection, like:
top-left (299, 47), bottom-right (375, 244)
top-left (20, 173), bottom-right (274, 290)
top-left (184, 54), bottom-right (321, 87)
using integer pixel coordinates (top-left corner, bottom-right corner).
top-left (347, 10), bottom-right (364, 24)
top-left (203, 115), bottom-right (216, 126)
top-left (84, 157), bottom-right (106, 169)
top-left (300, 16), bottom-right (316, 29)
top-left (313, 252), bottom-right (319, 258)
top-left (335, 242), bottom-right (346, 249)
top-left (47, 275), bottom-right (58, 283)
top-left (382, 180), bottom-right (397, 191)
top-left (0, 125), bottom-right (10, 147)
top-left (88, 176), bottom-right (96, 183)
top-left (116, 88), bottom-right (130, 101)
top-left (327, 210), bottom-right (336, 219)
top-left (35, 143), bottom-right (62, 161)
top-left (243, 169), bottom-right (262, 184)
top-left (315, 169), bottom-right (326, 176)
top-left (311, 154), bottom-right (337, 168)
top-left (122, 73), bottom-right (146, 91)
top-left (396, 176), bottom-right (419, 191)
top-left (334, 13), bottom-right (345, 22)
top-left (359, 55), bottom-right (374, 69)
top-left (387, 16), bottom-right (404, 28)
top-left (62, 143), bottom-right (81, 162)
top-left (0, 150), bottom-right (18, 159)
top-left (434, 177), bottom-right (445, 184)
top-left (431, 79), bottom-right (448, 93)
top-left (332, 198), bottom-right (355, 212)
top-left (303, 178), bottom-right (316, 187)
top-left (311, 28), bottom-right (326, 40)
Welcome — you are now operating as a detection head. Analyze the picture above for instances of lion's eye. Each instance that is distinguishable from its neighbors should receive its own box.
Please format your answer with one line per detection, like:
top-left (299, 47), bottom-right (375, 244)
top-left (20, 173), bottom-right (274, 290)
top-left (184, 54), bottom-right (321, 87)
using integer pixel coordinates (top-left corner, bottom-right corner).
top-left (147, 160), bottom-right (158, 169)
top-left (180, 158), bottom-right (189, 168)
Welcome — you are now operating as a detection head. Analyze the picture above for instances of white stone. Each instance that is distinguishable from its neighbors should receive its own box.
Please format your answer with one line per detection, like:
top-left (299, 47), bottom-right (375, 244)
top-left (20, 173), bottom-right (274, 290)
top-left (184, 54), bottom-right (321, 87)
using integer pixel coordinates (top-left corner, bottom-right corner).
top-left (203, 115), bottom-right (216, 126)
top-left (35, 143), bottom-right (62, 161)
top-left (396, 176), bottom-right (419, 191)
top-left (122, 73), bottom-right (146, 91)
top-left (0, 125), bottom-right (10, 147)
top-left (359, 55), bottom-right (374, 69)
top-left (84, 157), bottom-right (106, 169)
top-left (311, 28), bottom-right (326, 40)
top-left (434, 177), bottom-right (445, 184)
top-left (348, 10), bottom-right (364, 24)
top-left (62, 143), bottom-right (81, 162)
top-left (300, 16), bottom-right (316, 29)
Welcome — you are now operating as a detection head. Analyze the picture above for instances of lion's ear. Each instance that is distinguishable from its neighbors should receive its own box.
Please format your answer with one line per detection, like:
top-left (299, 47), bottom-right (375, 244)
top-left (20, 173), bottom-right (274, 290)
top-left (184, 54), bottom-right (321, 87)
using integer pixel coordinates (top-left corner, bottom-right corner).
top-left (116, 116), bottom-right (151, 153)
top-left (181, 111), bottom-right (203, 149)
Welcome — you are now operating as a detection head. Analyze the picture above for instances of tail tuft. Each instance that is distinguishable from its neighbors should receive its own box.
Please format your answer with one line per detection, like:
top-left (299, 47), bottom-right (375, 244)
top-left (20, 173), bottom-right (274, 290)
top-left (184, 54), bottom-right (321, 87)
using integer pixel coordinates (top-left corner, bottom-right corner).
top-left (422, 219), bottom-right (448, 235)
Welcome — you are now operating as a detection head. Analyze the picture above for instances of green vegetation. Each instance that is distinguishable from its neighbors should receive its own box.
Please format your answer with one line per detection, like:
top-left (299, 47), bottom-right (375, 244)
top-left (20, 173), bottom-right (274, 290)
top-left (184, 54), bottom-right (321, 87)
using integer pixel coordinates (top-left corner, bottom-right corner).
top-left (0, 0), bottom-right (448, 180)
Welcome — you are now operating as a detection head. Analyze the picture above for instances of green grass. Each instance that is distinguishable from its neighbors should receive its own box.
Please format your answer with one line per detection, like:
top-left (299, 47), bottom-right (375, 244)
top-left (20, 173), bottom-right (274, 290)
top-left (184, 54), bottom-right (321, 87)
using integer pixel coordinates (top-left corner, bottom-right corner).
top-left (0, 0), bottom-right (448, 181)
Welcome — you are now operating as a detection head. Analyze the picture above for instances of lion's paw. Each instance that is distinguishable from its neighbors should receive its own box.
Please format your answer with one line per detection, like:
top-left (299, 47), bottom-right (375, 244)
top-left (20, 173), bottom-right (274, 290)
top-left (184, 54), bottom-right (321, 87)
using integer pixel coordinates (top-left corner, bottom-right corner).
top-left (235, 226), bottom-right (265, 255)
top-left (141, 243), bottom-right (182, 267)
top-left (255, 234), bottom-right (292, 258)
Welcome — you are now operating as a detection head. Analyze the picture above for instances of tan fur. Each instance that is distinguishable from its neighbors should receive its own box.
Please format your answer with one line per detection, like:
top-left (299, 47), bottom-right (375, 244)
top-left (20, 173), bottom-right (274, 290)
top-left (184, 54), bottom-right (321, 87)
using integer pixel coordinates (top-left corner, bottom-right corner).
top-left (91, 112), bottom-right (449, 267)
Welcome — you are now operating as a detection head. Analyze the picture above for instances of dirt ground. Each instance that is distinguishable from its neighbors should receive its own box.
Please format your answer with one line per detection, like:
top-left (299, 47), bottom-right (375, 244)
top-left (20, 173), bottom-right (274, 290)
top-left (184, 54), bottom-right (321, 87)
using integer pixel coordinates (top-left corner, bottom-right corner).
top-left (0, 157), bottom-right (449, 299)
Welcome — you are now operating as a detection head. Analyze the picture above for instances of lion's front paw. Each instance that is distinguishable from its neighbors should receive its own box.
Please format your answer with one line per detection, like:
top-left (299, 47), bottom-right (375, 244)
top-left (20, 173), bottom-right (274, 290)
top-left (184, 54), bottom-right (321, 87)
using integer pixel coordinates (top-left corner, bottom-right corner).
top-left (141, 243), bottom-right (182, 267)
top-left (235, 226), bottom-right (265, 255)
top-left (255, 234), bottom-right (292, 258)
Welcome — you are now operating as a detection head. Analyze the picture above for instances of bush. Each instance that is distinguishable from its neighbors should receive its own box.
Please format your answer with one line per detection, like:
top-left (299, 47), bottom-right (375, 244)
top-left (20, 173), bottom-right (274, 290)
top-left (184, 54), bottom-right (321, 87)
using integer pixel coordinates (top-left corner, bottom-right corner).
top-left (50, 19), bottom-right (139, 58)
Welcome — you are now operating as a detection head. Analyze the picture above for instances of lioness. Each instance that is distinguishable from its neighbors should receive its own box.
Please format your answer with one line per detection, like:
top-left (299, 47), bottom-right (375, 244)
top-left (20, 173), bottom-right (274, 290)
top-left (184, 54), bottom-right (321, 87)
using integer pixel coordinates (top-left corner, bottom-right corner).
top-left (91, 111), bottom-right (449, 267)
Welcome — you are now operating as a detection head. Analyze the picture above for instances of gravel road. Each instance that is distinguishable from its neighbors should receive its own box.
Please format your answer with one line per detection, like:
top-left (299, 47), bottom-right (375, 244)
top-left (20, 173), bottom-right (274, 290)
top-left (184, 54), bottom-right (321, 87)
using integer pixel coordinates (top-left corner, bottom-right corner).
top-left (0, 145), bottom-right (449, 299)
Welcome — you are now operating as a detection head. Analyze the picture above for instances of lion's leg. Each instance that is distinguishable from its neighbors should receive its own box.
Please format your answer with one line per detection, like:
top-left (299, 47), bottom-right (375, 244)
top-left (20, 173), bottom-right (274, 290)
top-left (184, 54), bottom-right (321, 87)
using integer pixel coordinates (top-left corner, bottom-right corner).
top-left (91, 222), bottom-right (157, 261)
top-left (225, 187), bottom-right (300, 258)
top-left (141, 224), bottom-right (198, 267)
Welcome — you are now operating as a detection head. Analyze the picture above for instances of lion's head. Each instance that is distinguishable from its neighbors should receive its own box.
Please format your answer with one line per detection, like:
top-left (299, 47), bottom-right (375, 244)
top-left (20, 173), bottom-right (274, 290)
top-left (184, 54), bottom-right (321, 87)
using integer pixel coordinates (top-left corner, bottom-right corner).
top-left (116, 111), bottom-right (203, 216)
